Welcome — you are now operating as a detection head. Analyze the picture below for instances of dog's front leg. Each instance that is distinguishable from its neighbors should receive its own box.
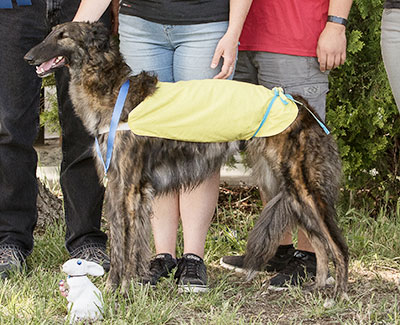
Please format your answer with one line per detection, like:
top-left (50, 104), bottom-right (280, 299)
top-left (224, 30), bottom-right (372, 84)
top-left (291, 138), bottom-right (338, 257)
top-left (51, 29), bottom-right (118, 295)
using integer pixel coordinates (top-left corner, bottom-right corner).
top-left (118, 183), bottom-right (153, 293)
top-left (104, 185), bottom-right (125, 291)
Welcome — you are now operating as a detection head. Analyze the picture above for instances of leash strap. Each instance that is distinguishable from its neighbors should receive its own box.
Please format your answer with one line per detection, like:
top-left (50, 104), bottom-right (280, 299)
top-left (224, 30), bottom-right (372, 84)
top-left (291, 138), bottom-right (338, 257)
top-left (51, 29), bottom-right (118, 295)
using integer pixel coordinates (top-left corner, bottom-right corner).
top-left (289, 97), bottom-right (330, 135)
top-left (95, 80), bottom-right (130, 187)
top-left (252, 87), bottom-right (290, 138)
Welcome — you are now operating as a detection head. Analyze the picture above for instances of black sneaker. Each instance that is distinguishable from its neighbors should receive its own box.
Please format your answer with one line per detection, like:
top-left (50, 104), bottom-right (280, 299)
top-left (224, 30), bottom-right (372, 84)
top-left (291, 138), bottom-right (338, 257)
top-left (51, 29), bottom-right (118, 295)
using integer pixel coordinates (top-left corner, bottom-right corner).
top-left (0, 245), bottom-right (26, 279)
top-left (220, 245), bottom-right (295, 273)
top-left (141, 253), bottom-right (177, 286)
top-left (70, 245), bottom-right (110, 273)
top-left (175, 253), bottom-right (208, 293)
top-left (268, 250), bottom-right (317, 291)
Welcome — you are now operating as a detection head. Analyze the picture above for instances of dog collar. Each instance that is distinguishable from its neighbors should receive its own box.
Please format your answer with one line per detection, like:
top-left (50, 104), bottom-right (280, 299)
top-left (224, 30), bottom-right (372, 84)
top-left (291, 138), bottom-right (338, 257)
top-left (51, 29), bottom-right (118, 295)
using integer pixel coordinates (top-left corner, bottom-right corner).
top-left (67, 274), bottom-right (87, 278)
top-left (95, 80), bottom-right (130, 187)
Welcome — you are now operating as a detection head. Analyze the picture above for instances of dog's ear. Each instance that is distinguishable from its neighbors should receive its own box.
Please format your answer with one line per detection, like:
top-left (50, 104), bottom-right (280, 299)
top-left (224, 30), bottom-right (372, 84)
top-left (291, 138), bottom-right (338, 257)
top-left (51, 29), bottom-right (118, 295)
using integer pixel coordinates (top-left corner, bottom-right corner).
top-left (84, 22), bottom-right (111, 52)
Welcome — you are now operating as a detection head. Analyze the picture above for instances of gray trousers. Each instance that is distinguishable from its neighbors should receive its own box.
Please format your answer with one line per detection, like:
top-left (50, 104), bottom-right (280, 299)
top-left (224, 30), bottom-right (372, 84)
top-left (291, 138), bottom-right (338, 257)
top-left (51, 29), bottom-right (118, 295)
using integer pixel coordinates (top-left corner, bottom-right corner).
top-left (233, 51), bottom-right (329, 121)
top-left (381, 8), bottom-right (400, 113)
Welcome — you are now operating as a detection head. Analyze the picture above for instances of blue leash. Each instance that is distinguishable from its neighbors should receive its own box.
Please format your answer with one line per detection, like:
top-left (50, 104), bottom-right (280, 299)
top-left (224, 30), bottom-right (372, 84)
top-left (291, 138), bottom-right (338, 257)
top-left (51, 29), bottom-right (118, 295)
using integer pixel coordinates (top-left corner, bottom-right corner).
top-left (288, 96), bottom-right (330, 135)
top-left (252, 87), bottom-right (330, 138)
top-left (95, 80), bottom-right (130, 187)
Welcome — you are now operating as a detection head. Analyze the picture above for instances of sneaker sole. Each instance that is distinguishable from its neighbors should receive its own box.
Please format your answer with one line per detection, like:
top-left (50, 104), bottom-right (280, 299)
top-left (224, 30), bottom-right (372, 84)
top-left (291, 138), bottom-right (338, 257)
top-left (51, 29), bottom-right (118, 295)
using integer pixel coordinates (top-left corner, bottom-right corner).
top-left (268, 276), bottom-right (335, 292)
top-left (178, 284), bottom-right (208, 293)
top-left (267, 284), bottom-right (290, 291)
top-left (219, 258), bottom-right (247, 274)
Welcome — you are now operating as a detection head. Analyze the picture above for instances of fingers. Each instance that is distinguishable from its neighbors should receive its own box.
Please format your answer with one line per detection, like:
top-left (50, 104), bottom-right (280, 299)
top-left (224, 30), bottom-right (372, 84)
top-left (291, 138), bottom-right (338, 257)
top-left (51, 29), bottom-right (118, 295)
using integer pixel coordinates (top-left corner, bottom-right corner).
top-left (213, 61), bottom-right (235, 79)
top-left (318, 51), bottom-right (346, 72)
top-left (212, 52), bottom-right (236, 79)
top-left (210, 36), bottom-right (237, 79)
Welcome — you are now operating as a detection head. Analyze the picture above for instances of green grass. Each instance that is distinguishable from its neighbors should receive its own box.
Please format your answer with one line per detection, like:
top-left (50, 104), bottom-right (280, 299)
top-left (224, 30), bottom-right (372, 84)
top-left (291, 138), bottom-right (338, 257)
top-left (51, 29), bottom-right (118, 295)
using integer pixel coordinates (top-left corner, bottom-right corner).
top-left (1, 187), bottom-right (400, 324)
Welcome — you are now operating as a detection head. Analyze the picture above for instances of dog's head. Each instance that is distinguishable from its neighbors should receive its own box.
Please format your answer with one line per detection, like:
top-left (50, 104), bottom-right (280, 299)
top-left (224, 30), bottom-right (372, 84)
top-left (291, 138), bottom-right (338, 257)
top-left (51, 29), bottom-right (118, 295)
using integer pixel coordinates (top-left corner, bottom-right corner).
top-left (24, 21), bottom-right (111, 77)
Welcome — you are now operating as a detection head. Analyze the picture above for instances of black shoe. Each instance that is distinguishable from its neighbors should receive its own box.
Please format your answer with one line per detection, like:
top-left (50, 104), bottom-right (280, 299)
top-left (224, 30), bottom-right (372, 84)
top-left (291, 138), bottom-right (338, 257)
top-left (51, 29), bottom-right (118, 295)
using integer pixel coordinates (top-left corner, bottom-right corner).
top-left (268, 250), bottom-right (317, 291)
top-left (0, 245), bottom-right (26, 279)
top-left (220, 245), bottom-right (295, 273)
top-left (70, 245), bottom-right (110, 272)
top-left (175, 253), bottom-right (208, 293)
top-left (141, 253), bottom-right (177, 286)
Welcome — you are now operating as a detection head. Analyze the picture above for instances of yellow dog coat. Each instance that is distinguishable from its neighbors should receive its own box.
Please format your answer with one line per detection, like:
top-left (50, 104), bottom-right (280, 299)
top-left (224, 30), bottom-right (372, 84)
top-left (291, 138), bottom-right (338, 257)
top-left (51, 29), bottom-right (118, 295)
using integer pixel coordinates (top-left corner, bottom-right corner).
top-left (127, 79), bottom-right (298, 142)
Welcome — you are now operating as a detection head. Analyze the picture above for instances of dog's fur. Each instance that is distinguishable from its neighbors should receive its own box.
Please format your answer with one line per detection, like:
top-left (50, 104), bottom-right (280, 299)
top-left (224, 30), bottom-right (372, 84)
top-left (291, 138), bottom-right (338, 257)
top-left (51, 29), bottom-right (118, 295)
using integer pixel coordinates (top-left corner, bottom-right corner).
top-left (25, 22), bottom-right (348, 298)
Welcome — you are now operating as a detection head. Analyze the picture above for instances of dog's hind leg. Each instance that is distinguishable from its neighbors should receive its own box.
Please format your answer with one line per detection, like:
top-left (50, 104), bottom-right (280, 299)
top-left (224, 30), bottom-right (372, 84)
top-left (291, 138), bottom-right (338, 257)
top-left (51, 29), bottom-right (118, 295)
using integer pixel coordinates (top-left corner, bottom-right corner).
top-left (296, 203), bottom-right (348, 298)
top-left (322, 216), bottom-right (349, 299)
top-left (301, 229), bottom-right (330, 288)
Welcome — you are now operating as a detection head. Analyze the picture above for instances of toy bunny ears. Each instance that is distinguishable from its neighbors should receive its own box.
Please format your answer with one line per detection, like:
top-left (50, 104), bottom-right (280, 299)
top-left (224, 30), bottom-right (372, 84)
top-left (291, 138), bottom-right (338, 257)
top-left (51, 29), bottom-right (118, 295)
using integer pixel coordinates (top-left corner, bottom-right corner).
top-left (62, 258), bottom-right (104, 277)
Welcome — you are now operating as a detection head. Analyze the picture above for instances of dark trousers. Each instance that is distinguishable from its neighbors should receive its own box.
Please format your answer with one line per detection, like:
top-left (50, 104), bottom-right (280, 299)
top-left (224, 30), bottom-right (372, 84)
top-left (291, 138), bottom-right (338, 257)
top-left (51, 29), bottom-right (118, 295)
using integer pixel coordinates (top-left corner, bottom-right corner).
top-left (0, 0), bottom-right (110, 255)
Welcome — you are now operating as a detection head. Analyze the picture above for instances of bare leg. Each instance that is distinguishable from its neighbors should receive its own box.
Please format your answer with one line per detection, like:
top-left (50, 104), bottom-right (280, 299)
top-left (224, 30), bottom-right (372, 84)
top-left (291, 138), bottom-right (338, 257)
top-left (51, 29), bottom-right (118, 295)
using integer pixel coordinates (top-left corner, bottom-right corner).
top-left (180, 173), bottom-right (220, 258)
top-left (297, 229), bottom-right (315, 253)
top-left (151, 194), bottom-right (180, 258)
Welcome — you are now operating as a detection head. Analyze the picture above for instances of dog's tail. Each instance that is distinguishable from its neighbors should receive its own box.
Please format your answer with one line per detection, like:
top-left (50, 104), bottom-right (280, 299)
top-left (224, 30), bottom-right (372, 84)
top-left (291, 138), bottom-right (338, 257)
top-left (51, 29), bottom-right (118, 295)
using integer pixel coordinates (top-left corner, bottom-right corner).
top-left (243, 190), bottom-right (294, 278)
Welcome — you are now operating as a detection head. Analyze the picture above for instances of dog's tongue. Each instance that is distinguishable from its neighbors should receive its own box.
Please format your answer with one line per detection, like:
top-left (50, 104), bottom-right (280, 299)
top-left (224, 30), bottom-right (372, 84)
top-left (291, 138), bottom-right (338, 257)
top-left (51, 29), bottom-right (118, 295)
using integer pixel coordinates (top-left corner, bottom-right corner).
top-left (37, 58), bottom-right (56, 74)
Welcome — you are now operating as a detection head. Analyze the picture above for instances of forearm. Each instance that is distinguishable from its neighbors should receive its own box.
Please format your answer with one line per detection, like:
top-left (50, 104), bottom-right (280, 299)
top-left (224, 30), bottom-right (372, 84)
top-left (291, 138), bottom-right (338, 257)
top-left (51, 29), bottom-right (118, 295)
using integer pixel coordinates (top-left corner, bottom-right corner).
top-left (316, 0), bottom-right (353, 71)
top-left (327, 0), bottom-right (353, 26)
top-left (73, 0), bottom-right (112, 22)
top-left (226, 0), bottom-right (253, 42)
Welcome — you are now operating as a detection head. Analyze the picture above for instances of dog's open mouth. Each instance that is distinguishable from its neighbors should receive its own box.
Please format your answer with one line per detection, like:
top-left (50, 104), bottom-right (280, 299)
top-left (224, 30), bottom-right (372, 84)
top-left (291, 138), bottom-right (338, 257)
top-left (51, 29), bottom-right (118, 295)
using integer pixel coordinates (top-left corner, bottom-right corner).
top-left (36, 56), bottom-right (66, 77)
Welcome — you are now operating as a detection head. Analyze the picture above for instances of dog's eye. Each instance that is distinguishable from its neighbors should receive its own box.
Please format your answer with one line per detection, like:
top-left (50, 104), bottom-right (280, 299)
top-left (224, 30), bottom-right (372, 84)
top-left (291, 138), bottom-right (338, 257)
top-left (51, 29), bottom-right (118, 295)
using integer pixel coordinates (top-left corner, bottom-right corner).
top-left (58, 31), bottom-right (68, 39)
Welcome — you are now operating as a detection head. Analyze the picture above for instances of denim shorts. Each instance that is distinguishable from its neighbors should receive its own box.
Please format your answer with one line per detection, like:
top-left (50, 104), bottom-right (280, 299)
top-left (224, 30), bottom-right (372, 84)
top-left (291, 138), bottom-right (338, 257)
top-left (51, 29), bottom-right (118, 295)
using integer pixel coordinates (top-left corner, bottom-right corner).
top-left (233, 51), bottom-right (330, 121)
top-left (119, 14), bottom-right (231, 82)
top-left (381, 8), bottom-right (400, 113)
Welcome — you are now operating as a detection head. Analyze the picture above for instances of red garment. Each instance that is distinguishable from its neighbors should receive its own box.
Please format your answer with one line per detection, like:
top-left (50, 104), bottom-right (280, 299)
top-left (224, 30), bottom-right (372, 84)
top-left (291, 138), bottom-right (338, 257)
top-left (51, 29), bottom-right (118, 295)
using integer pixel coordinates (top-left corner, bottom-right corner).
top-left (239, 0), bottom-right (329, 57)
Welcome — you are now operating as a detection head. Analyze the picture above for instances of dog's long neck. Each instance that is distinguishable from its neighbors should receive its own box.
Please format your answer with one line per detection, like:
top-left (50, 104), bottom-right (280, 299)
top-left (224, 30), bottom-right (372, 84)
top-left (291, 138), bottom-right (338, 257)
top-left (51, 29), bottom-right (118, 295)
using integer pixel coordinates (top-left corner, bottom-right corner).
top-left (67, 42), bottom-right (157, 136)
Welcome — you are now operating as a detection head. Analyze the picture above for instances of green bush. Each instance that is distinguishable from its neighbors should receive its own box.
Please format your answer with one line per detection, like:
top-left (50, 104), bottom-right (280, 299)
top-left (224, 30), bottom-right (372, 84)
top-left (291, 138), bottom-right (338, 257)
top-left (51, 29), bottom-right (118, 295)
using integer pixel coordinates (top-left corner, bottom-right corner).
top-left (40, 75), bottom-right (60, 135)
top-left (327, 0), bottom-right (400, 211)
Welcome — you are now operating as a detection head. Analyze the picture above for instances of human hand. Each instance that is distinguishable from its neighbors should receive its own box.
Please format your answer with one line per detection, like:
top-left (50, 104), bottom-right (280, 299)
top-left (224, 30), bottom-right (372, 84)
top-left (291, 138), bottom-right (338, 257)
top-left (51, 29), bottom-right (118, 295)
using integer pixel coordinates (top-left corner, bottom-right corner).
top-left (111, 0), bottom-right (120, 35)
top-left (211, 32), bottom-right (238, 79)
top-left (316, 22), bottom-right (347, 72)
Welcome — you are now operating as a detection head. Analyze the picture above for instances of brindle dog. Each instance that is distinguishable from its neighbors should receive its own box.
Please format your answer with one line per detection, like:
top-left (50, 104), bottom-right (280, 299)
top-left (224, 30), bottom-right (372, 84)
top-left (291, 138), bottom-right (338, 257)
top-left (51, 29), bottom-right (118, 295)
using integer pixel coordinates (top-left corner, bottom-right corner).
top-left (25, 22), bottom-right (348, 298)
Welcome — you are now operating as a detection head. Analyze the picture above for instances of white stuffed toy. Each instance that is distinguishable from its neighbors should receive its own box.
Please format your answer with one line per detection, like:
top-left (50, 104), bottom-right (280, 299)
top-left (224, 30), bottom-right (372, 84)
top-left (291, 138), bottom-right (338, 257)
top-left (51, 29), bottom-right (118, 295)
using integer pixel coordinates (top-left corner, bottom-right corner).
top-left (61, 258), bottom-right (105, 323)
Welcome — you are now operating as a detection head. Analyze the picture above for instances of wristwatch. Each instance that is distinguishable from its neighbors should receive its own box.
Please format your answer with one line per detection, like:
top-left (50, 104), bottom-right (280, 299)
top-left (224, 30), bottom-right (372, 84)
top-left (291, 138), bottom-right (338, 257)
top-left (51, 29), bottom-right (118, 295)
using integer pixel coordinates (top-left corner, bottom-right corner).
top-left (327, 15), bottom-right (348, 27)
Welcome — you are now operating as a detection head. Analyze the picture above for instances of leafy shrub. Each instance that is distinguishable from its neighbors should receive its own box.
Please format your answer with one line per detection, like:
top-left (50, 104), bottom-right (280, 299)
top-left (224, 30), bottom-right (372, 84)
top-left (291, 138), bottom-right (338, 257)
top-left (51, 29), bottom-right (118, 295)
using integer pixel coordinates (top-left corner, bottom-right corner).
top-left (40, 75), bottom-right (60, 135)
top-left (327, 0), bottom-right (400, 211)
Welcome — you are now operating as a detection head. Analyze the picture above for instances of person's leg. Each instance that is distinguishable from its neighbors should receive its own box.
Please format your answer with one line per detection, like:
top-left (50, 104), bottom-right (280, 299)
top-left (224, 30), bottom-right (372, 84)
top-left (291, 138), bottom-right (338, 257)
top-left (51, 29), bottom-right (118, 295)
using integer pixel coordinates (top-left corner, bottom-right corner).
top-left (255, 51), bottom-right (329, 288)
top-left (220, 51), bottom-right (296, 273)
top-left (172, 21), bottom-right (230, 257)
top-left (169, 21), bottom-right (231, 292)
top-left (118, 15), bottom-right (180, 284)
top-left (381, 8), bottom-right (400, 113)
top-left (52, 1), bottom-right (110, 268)
top-left (0, 1), bottom-right (47, 278)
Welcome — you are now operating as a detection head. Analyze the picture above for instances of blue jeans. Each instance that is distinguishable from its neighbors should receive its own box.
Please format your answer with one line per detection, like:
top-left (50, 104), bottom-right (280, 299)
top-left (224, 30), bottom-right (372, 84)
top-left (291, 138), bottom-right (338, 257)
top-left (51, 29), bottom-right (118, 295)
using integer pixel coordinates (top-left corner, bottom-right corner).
top-left (119, 14), bottom-right (231, 81)
top-left (233, 51), bottom-right (329, 121)
top-left (0, 0), bottom-right (110, 255)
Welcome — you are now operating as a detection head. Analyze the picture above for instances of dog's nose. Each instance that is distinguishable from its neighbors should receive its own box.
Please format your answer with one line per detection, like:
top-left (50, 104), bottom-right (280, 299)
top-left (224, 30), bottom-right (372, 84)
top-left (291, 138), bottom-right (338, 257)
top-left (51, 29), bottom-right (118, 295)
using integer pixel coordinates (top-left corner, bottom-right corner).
top-left (24, 52), bottom-right (35, 64)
